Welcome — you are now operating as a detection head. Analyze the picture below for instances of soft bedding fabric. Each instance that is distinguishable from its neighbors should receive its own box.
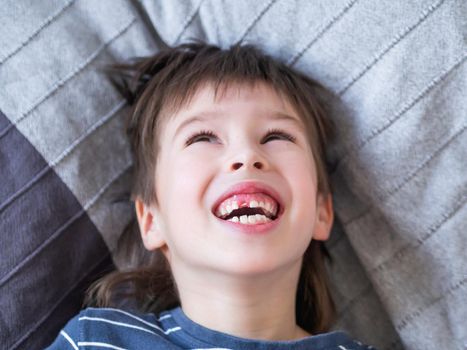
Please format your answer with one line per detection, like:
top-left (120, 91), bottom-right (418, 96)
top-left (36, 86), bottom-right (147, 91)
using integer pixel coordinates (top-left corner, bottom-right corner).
top-left (0, 1), bottom-right (465, 349)
top-left (0, 1), bottom-right (158, 348)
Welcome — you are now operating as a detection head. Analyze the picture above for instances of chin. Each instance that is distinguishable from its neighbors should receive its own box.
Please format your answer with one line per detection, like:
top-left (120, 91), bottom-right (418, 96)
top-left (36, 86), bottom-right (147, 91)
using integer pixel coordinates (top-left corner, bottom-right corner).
top-left (215, 255), bottom-right (299, 278)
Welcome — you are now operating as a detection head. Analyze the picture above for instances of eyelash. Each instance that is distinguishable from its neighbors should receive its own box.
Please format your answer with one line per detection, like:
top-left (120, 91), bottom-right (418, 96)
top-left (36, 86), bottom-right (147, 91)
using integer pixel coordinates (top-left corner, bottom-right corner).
top-left (185, 128), bottom-right (296, 146)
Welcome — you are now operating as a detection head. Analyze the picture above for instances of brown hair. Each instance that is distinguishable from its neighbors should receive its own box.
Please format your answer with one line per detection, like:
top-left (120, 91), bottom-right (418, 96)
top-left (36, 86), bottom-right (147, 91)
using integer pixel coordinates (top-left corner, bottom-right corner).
top-left (85, 41), bottom-right (336, 334)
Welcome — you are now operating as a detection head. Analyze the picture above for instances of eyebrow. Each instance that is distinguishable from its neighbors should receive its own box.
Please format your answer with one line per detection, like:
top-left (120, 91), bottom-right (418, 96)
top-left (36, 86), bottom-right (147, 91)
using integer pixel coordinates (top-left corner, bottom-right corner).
top-left (173, 111), bottom-right (304, 138)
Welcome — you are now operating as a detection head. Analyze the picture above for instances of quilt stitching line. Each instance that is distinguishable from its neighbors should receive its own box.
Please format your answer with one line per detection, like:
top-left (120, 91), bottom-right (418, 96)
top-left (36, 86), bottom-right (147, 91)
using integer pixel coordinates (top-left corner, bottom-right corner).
top-left (0, 0), bottom-right (75, 65)
top-left (9, 252), bottom-right (112, 350)
top-left (337, 0), bottom-right (446, 96)
top-left (0, 101), bottom-right (126, 215)
top-left (173, 0), bottom-right (205, 45)
top-left (343, 123), bottom-right (467, 225)
top-left (335, 191), bottom-right (465, 314)
top-left (82, 162), bottom-right (132, 212)
top-left (335, 195), bottom-right (465, 337)
top-left (237, 0), bottom-right (280, 43)
top-left (50, 100), bottom-right (127, 167)
top-left (0, 162), bottom-right (132, 287)
top-left (369, 190), bottom-right (466, 276)
top-left (0, 17), bottom-right (136, 141)
top-left (287, 0), bottom-right (359, 67)
top-left (332, 53), bottom-right (467, 176)
top-left (395, 275), bottom-right (467, 332)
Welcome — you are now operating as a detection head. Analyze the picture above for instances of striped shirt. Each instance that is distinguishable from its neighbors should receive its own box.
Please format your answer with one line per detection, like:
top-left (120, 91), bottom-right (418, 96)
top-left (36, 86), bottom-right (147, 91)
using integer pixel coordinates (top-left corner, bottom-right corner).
top-left (45, 306), bottom-right (376, 349)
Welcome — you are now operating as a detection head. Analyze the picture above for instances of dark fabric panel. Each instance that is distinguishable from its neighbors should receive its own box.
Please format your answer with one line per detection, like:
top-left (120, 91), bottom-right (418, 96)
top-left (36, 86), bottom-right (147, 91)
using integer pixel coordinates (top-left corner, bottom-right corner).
top-left (0, 113), bottom-right (45, 206)
top-left (17, 255), bottom-right (115, 350)
top-left (0, 110), bottom-right (115, 349)
top-left (0, 166), bottom-right (83, 277)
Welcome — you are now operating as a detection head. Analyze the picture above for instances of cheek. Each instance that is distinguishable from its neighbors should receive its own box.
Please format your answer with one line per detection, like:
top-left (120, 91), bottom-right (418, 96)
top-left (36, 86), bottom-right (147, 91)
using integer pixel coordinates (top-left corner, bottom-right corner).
top-left (280, 152), bottom-right (318, 226)
top-left (174, 152), bottom-right (212, 188)
top-left (164, 153), bottom-right (211, 225)
top-left (278, 146), bottom-right (317, 188)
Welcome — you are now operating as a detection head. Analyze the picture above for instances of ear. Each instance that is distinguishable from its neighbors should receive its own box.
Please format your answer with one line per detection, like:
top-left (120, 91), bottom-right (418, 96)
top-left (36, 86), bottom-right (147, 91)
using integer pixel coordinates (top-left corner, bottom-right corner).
top-left (135, 197), bottom-right (167, 252)
top-left (312, 193), bottom-right (334, 241)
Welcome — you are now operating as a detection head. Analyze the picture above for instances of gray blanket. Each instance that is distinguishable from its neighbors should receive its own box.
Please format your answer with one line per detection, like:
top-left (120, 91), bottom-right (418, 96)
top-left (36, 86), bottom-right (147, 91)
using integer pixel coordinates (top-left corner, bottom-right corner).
top-left (0, 0), bottom-right (465, 349)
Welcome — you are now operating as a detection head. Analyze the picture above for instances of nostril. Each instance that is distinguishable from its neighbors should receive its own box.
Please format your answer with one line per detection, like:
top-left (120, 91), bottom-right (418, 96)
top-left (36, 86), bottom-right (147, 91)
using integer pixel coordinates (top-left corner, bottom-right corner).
top-left (232, 162), bottom-right (243, 170)
top-left (231, 161), bottom-right (263, 170)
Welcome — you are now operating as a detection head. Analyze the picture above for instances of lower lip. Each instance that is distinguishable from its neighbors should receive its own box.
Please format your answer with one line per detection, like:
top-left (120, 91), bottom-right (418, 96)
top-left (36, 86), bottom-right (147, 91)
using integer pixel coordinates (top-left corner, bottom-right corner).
top-left (214, 213), bottom-right (282, 234)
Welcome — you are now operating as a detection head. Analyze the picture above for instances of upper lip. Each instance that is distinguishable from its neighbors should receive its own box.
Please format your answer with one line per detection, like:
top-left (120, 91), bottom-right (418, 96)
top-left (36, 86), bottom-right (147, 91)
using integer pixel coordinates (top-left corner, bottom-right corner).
top-left (211, 180), bottom-right (284, 216)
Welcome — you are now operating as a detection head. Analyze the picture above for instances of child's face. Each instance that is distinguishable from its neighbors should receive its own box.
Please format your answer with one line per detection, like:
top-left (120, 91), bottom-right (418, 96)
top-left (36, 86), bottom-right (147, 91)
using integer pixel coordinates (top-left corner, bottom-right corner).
top-left (137, 82), bottom-right (333, 280)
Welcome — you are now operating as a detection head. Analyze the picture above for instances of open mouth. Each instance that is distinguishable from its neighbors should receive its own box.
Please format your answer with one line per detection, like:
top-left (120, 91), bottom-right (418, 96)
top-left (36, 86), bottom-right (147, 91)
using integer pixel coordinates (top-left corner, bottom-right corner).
top-left (213, 194), bottom-right (282, 225)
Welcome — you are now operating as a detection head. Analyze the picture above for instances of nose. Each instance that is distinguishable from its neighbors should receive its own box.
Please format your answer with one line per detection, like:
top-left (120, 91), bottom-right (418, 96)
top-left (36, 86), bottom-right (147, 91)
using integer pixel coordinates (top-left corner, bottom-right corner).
top-left (231, 160), bottom-right (264, 171)
top-left (228, 149), bottom-right (270, 172)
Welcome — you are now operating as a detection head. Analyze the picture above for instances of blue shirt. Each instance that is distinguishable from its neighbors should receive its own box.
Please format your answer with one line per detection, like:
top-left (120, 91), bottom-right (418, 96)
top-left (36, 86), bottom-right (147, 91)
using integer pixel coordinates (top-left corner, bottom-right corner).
top-left (46, 306), bottom-right (377, 349)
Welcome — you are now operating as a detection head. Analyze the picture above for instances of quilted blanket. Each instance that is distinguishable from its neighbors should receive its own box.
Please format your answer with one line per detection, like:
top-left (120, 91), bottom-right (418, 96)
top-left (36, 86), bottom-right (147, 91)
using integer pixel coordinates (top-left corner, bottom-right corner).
top-left (0, 1), bottom-right (465, 349)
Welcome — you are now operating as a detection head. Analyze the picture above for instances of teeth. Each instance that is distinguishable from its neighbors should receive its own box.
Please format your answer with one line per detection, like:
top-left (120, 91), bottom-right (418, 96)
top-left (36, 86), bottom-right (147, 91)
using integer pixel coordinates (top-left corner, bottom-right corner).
top-left (227, 214), bottom-right (272, 225)
top-left (266, 202), bottom-right (272, 213)
top-left (216, 198), bottom-right (279, 219)
top-left (249, 200), bottom-right (259, 208)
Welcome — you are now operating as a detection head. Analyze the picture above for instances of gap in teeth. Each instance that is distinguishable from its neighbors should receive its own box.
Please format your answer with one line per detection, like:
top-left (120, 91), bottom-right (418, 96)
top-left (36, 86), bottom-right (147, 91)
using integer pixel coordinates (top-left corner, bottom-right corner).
top-left (217, 197), bottom-right (278, 219)
top-left (228, 214), bottom-right (272, 224)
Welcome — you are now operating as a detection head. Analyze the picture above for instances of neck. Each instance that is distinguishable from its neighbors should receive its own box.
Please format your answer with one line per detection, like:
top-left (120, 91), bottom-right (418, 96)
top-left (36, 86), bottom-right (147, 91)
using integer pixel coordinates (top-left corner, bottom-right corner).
top-left (172, 259), bottom-right (311, 341)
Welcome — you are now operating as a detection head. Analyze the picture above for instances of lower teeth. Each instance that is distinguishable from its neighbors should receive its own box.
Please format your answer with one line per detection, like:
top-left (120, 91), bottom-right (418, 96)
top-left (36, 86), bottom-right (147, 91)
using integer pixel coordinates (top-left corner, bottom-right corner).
top-left (228, 214), bottom-right (272, 224)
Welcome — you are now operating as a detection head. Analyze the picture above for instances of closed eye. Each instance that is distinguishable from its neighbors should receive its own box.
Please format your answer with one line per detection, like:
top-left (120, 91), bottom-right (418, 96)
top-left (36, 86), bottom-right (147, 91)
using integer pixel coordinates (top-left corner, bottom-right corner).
top-left (262, 128), bottom-right (296, 143)
top-left (185, 130), bottom-right (218, 146)
top-left (185, 128), bottom-right (296, 146)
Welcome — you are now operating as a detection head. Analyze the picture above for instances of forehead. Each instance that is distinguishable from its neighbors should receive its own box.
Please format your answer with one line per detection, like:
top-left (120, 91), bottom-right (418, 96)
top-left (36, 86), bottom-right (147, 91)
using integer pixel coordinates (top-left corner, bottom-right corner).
top-left (162, 81), bottom-right (305, 134)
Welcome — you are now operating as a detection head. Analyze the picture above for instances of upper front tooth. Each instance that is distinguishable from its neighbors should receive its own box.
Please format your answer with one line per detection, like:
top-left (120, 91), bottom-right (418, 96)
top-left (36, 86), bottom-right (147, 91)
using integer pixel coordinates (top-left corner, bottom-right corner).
top-left (249, 200), bottom-right (259, 208)
top-left (226, 204), bottom-right (232, 214)
top-left (231, 201), bottom-right (239, 210)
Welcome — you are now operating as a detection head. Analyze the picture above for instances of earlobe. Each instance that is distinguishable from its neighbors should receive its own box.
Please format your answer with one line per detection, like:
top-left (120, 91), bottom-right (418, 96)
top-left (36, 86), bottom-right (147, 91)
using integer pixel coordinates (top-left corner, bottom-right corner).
top-left (313, 194), bottom-right (334, 241)
top-left (135, 198), bottom-right (167, 251)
